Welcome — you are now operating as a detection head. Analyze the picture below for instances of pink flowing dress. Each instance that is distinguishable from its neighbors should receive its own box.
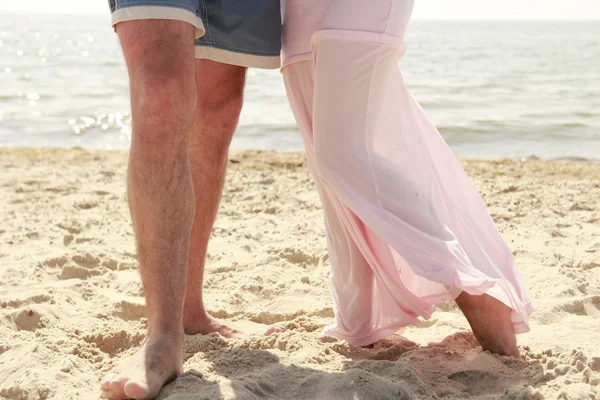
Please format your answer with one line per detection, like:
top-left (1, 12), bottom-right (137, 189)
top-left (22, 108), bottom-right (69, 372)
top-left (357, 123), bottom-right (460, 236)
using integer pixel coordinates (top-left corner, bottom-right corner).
top-left (280, 0), bottom-right (534, 346)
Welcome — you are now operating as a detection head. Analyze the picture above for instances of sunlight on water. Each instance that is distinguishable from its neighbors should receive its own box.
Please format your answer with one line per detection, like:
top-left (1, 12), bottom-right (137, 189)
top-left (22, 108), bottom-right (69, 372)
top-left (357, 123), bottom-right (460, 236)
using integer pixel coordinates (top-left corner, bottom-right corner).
top-left (0, 14), bottom-right (599, 159)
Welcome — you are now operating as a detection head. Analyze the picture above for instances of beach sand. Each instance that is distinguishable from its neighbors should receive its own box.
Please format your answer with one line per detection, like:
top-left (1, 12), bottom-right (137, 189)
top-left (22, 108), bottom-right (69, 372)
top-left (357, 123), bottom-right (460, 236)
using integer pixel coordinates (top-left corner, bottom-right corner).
top-left (1, 147), bottom-right (599, 400)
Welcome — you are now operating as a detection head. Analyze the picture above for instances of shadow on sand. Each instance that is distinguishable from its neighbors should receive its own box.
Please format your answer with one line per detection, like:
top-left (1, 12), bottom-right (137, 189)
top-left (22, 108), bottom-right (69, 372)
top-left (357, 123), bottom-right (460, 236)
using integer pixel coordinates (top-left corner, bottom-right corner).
top-left (157, 331), bottom-right (544, 400)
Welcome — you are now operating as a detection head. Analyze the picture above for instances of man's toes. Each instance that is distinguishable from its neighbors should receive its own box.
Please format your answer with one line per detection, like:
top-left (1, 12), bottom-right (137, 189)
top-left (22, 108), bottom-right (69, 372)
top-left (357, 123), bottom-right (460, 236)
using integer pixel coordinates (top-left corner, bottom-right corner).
top-left (101, 374), bottom-right (117, 390)
top-left (124, 380), bottom-right (152, 400)
top-left (101, 385), bottom-right (124, 400)
top-left (109, 376), bottom-right (129, 388)
top-left (106, 376), bottom-right (128, 399)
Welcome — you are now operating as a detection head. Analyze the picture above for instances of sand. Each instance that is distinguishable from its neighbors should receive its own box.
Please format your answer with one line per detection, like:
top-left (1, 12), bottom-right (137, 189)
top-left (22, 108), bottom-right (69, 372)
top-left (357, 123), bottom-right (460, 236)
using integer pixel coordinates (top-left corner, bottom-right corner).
top-left (0, 147), bottom-right (599, 400)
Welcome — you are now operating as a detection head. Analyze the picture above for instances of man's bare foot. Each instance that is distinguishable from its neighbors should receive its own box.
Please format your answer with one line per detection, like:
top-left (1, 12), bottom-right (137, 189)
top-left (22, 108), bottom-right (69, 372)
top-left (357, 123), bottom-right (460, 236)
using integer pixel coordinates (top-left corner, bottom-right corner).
top-left (455, 292), bottom-right (520, 357)
top-left (183, 309), bottom-right (281, 337)
top-left (183, 311), bottom-right (242, 338)
top-left (101, 332), bottom-right (183, 400)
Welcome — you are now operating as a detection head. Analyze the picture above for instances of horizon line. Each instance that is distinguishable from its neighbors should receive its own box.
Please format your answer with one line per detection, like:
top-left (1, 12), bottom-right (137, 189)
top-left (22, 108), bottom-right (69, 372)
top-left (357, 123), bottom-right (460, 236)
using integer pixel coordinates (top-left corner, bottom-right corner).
top-left (0, 10), bottom-right (599, 21)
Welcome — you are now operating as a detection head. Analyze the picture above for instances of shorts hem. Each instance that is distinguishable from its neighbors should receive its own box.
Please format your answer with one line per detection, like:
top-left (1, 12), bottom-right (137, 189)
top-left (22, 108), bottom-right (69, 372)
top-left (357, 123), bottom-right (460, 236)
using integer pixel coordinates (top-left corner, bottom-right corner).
top-left (111, 6), bottom-right (206, 39)
top-left (195, 46), bottom-right (280, 69)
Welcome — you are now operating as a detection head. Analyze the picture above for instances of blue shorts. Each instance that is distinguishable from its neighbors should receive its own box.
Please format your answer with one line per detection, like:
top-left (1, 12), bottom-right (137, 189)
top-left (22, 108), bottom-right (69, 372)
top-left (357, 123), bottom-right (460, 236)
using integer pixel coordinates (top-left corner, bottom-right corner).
top-left (109, 0), bottom-right (281, 69)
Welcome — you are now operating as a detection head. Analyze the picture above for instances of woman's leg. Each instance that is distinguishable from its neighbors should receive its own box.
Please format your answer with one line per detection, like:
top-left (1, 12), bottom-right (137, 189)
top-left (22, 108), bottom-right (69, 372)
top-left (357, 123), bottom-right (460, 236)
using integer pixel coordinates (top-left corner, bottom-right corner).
top-left (283, 0), bottom-right (533, 354)
top-left (283, 61), bottom-right (427, 346)
top-left (311, 0), bottom-right (531, 355)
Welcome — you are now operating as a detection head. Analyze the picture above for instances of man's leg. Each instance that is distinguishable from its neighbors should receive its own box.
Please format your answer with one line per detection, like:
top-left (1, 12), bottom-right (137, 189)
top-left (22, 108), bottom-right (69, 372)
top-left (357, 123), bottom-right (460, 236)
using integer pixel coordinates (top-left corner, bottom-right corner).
top-left (182, 60), bottom-right (246, 336)
top-left (101, 20), bottom-right (197, 400)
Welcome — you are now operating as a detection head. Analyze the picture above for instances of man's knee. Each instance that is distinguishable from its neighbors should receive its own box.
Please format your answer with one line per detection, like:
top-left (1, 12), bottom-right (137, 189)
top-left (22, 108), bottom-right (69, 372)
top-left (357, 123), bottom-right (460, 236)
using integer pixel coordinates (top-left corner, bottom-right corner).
top-left (134, 79), bottom-right (197, 144)
top-left (196, 60), bottom-right (246, 115)
top-left (191, 61), bottom-right (246, 160)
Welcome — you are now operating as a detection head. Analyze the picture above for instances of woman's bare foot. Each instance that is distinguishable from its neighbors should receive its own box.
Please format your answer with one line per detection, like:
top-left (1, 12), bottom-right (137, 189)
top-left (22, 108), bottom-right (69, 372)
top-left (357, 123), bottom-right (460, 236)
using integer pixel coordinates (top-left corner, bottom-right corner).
top-left (101, 331), bottom-right (183, 400)
top-left (455, 292), bottom-right (519, 357)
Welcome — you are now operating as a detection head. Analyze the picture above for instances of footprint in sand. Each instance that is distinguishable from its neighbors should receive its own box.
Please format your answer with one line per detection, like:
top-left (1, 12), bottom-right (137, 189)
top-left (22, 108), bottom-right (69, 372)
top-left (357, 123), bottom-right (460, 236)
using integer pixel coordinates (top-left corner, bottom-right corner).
top-left (553, 296), bottom-right (600, 316)
top-left (5, 308), bottom-right (47, 331)
top-left (447, 370), bottom-right (499, 395)
top-left (59, 265), bottom-right (101, 280)
top-left (82, 329), bottom-right (144, 357)
top-left (111, 299), bottom-right (146, 321)
top-left (0, 293), bottom-right (52, 308)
